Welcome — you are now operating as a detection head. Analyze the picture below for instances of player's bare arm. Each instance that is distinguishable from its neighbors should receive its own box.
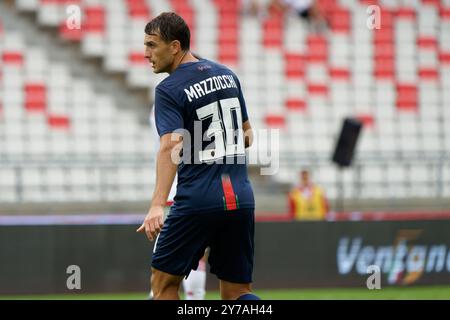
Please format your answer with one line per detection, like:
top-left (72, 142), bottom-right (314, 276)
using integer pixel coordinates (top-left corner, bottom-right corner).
top-left (243, 120), bottom-right (253, 148)
top-left (137, 132), bottom-right (183, 241)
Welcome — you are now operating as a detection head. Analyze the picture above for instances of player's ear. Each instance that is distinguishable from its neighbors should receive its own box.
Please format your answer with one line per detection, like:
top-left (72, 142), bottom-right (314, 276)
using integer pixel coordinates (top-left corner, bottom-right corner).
top-left (170, 40), bottom-right (181, 55)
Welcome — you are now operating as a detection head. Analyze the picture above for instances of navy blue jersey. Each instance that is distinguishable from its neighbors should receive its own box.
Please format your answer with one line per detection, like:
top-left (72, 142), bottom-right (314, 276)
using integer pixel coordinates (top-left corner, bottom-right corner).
top-left (154, 59), bottom-right (254, 215)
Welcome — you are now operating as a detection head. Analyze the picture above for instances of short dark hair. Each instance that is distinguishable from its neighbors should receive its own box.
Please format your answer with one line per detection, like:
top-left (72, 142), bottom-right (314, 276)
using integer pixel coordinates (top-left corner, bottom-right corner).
top-left (145, 12), bottom-right (190, 51)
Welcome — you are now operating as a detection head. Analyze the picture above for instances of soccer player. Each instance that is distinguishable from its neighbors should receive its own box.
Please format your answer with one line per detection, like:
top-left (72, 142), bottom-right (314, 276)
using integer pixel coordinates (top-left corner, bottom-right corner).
top-left (137, 12), bottom-right (259, 300)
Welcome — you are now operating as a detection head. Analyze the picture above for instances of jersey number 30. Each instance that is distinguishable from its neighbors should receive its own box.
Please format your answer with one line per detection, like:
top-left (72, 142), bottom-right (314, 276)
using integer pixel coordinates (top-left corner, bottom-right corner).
top-left (196, 97), bottom-right (245, 163)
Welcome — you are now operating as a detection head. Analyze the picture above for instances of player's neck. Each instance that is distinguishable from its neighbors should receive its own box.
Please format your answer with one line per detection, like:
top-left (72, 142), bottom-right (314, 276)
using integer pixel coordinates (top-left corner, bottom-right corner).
top-left (169, 51), bottom-right (199, 74)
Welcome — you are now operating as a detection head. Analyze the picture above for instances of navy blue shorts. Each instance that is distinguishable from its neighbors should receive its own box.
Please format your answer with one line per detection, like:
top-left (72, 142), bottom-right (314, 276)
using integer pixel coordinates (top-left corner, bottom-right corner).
top-left (151, 208), bottom-right (255, 284)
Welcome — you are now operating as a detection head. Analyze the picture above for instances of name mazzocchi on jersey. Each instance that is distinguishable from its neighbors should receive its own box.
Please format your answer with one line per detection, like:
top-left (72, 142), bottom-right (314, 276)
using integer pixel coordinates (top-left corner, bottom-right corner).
top-left (184, 75), bottom-right (238, 102)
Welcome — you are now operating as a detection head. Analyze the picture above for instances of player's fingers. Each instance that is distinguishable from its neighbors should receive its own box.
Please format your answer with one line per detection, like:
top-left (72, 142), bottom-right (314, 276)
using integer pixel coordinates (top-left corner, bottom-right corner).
top-left (153, 216), bottom-right (162, 229)
top-left (152, 219), bottom-right (161, 236)
top-left (158, 215), bottom-right (164, 228)
top-left (145, 225), bottom-right (154, 241)
top-left (136, 224), bottom-right (145, 233)
top-left (150, 220), bottom-right (159, 240)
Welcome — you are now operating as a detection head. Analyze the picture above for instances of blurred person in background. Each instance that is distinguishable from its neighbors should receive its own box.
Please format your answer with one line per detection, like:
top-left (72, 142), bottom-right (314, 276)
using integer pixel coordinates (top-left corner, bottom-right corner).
top-left (241, 0), bottom-right (267, 18)
top-left (270, 0), bottom-right (327, 32)
top-left (288, 169), bottom-right (329, 220)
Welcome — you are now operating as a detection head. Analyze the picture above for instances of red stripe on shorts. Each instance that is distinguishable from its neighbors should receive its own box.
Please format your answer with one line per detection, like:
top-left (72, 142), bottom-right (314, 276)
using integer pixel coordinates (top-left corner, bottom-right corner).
top-left (221, 174), bottom-right (237, 211)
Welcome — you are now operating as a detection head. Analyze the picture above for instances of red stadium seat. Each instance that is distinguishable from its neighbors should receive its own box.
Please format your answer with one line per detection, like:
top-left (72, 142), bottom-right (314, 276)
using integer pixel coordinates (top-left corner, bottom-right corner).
top-left (329, 67), bottom-right (350, 81)
top-left (213, 0), bottom-right (239, 13)
top-left (2, 51), bottom-right (23, 65)
top-left (265, 114), bottom-right (286, 128)
top-left (47, 115), bottom-right (70, 130)
top-left (307, 83), bottom-right (328, 96)
top-left (219, 13), bottom-right (238, 29)
top-left (128, 7), bottom-right (150, 19)
top-left (263, 31), bottom-right (283, 48)
top-left (439, 52), bottom-right (450, 64)
top-left (128, 52), bottom-right (147, 65)
top-left (306, 35), bottom-right (327, 62)
top-left (418, 68), bottom-right (439, 80)
top-left (374, 28), bottom-right (394, 44)
top-left (379, 10), bottom-right (394, 28)
top-left (439, 7), bottom-right (450, 19)
top-left (213, 0), bottom-right (238, 63)
top-left (417, 36), bottom-right (437, 49)
top-left (359, 0), bottom-right (380, 5)
top-left (317, 0), bottom-right (338, 16)
top-left (263, 18), bottom-right (283, 48)
top-left (286, 99), bottom-right (307, 112)
top-left (127, 0), bottom-right (150, 19)
top-left (172, 0), bottom-right (195, 28)
top-left (422, 0), bottom-right (440, 6)
top-left (374, 43), bottom-right (394, 59)
top-left (59, 22), bottom-right (82, 41)
top-left (396, 84), bottom-right (418, 111)
top-left (84, 6), bottom-right (105, 34)
top-left (218, 44), bottom-right (238, 65)
top-left (356, 114), bottom-right (375, 128)
top-left (284, 53), bottom-right (305, 79)
top-left (395, 7), bottom-right (416, 20)
top-left (374, 58), bottom-right (394, 79)
top-left (329, 8), bottom-right (350, 33)
top-left (219, 28), bottom-right (238, 43)
top-left (306, 35), bottom-right (327, 49)
top-left (24, 83), bottom-right (47, 112)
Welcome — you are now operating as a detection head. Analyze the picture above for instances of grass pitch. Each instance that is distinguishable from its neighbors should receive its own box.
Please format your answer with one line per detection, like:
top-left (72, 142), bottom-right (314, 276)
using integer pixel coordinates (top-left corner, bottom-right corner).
top-left (1, 285), bottom-right (450, 300)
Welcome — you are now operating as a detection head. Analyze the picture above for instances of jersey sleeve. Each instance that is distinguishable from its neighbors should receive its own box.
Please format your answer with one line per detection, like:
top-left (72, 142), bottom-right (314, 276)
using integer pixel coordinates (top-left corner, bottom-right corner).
top-left (154, 86), bottom-right (184, 136)
top-left (234, 75), bottom-right (249, 123)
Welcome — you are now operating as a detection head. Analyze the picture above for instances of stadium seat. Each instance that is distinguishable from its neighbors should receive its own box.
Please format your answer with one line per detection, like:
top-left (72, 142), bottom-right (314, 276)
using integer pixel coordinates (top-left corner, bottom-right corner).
top-left (306, 34), bottom-right (328, 62)
top-left (285, 98), bottom-right (306, 112)
top-left (307, 83), bottom-right (328, 96)
top-left (24, 83), bottom-right (47, 112)
top-left (285, 53), bottom-right (306, 79)
top-left (396, 84), bottom-right (418, 111)
top-left (265, 114), bottom-right (286, 129)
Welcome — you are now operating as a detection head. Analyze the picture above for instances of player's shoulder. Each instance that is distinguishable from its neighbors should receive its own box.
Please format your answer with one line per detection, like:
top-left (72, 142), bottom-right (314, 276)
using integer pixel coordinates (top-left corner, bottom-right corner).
top-left (203, 58), bottom-right (228, 69)
top-left (154, 78), bottom-right (180, 103)
top-left (206, 59), bottom-right (238, 77)
top-left (155, 78), bottom-right (171, 93)
top-left (185, 58), bottom-right (235, 78)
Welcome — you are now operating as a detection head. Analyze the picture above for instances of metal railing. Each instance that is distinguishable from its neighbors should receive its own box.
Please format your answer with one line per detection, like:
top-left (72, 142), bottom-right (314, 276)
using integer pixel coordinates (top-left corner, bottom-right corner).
top-left (0, 151), bottom-right (449, 203)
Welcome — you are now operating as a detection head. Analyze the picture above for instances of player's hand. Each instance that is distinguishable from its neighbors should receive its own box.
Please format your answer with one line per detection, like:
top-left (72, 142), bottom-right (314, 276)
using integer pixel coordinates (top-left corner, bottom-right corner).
top-left (136, 205), bottom-right (165, 241)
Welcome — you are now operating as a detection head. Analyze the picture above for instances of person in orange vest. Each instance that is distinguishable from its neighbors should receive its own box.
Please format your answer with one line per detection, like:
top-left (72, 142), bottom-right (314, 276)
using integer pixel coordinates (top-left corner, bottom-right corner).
top-left (288, 169), bottom-right (329, 220)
